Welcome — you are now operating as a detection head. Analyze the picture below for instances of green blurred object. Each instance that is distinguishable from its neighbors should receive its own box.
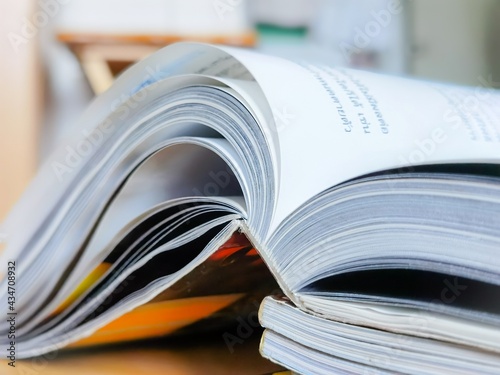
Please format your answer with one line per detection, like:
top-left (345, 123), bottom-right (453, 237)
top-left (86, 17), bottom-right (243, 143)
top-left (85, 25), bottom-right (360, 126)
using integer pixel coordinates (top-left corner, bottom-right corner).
top-left (256, 24), bottom-right (308, 45)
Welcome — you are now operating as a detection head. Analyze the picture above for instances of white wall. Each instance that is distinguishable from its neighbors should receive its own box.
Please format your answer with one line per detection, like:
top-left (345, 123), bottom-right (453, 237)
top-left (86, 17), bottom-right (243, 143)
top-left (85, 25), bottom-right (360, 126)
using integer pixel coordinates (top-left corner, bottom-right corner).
top-left (411, 0), bottom-right (495, 86)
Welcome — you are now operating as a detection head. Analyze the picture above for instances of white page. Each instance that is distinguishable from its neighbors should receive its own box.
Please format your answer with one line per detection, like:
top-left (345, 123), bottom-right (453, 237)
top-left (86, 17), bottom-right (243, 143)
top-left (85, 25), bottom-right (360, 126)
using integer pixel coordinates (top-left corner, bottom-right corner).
top-left (3, 42), bottom-right (499, 276)
top-left (221, 46), bottom-right (500, 234)
top-left (1, 43), bottom-right (278, 261)
top-left (297, 294), bottom-right (500, 354)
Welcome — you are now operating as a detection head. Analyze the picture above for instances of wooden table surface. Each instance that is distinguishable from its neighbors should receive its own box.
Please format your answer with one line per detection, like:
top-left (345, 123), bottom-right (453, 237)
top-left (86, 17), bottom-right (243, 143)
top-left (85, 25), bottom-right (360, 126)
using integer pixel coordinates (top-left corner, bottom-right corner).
top-left (1, 331), bottom-right (284, 375)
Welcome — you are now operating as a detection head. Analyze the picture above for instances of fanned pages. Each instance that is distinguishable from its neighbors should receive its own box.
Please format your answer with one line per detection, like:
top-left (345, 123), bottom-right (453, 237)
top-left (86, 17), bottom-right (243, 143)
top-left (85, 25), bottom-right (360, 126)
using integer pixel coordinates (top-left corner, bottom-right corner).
top-left (1, 43), bottom-right (499, 373)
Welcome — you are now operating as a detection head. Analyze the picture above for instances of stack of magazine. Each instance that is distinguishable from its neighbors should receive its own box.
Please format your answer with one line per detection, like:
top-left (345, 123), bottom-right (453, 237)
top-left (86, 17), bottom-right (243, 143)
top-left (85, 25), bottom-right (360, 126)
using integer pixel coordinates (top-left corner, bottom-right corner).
top-left (1, 43), bottom-right (500, 374)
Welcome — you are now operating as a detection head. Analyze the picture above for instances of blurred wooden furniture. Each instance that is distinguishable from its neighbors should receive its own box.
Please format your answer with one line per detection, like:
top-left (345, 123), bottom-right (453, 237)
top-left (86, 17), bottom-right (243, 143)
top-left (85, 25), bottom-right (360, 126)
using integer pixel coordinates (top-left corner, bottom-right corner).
top-left (1, 332), bottom-right (283, 375)
top-left (0, 0), bottom-right (41, 227)
top-left (58, 32), bottom-right (257, 94)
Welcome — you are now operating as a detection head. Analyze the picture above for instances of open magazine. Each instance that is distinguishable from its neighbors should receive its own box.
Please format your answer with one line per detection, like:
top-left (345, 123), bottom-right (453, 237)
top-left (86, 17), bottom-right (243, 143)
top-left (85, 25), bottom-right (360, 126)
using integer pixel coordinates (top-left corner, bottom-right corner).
top-left (1, 42), bottom-right (500, 373)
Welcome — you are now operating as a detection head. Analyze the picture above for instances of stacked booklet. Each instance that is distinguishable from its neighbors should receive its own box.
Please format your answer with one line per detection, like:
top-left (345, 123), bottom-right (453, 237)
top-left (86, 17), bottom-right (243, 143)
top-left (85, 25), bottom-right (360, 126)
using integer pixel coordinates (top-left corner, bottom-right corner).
top-left (1, 42), bottom-right (500, 373)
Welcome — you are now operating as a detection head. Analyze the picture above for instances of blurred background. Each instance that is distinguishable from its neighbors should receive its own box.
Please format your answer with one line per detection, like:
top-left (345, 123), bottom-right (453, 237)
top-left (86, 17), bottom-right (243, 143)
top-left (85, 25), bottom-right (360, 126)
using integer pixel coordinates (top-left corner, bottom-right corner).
top-left (1, 0), bottom-right (500, 222)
